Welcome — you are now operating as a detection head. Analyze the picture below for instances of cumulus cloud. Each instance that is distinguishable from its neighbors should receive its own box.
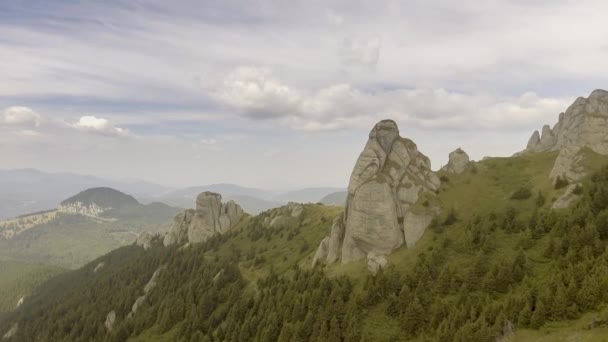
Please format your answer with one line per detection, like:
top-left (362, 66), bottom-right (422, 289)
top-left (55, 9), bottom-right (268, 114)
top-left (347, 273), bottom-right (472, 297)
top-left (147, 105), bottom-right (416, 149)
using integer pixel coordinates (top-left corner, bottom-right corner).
top-left (2, 106), bottom-right (42, 128)
top-left (217, 67), bottom-right (571, 132)
top-left (72, 116), bottom-right (129, 137)
top-left (217, 67), bottom-right (301, 119)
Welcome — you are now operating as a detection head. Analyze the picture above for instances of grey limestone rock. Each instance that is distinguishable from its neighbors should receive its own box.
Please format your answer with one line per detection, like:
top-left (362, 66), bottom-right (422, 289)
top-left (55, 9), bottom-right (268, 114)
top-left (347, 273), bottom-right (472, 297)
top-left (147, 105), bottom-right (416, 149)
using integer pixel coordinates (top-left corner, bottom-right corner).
top-left (441, 148), bottom-right (470, 174)
top-left (520, 89), bottom-right (608, 188)
top-left (105, 311), bottom-right (116, 332)
top-left (313, 119), bottom-right (440, 269)
top-left (164, 192), bottom-right (244, 246)
top-left (135, 231), bottom-right (153, 250)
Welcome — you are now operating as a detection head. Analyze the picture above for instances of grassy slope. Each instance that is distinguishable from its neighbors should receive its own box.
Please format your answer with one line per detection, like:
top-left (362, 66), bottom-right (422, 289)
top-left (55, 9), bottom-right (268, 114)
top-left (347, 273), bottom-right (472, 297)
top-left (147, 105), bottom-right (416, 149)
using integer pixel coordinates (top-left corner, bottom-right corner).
top-left (0, 260), bottom-right (64, 321)
top-left (8, 150), bottom-right (608, 341)
top-left (130, 149), bottom-right (608, 341)
top-left (330, 149), bottom-right (608, 341)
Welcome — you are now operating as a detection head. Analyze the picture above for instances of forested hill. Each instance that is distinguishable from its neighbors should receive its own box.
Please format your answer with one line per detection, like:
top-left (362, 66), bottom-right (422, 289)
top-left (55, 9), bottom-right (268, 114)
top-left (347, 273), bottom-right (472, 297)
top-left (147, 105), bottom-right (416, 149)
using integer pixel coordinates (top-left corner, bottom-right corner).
top-left (4, 153), bottom-right (608, 341)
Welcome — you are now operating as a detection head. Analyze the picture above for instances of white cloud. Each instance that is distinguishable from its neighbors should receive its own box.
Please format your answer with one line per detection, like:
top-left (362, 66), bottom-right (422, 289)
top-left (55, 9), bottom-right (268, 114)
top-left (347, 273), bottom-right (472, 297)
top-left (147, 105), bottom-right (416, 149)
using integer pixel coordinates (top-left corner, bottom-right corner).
top-left (325, 9), bottom-right (344, 26)
top-left (339, 36), bottom-right (381, 69)
top-left (217, 67), bottom-right (301, 119)
top-left (72, 116), bottom-right (129, 137)
top-left (200, 138), bottom-right (217, 145)
top-left (2, 106), bottom-right (41, 128)
top-left (217, 67), bottom-right (572, 132)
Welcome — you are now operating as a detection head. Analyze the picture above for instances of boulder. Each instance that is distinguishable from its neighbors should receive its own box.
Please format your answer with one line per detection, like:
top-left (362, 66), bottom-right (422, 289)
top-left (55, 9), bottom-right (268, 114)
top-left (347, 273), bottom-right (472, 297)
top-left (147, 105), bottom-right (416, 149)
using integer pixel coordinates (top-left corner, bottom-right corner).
top-left (135, 231), bottom-right (153, 250)
top-left (289, 203), bottom-right (304, 218)
top-left (552, 184), bottom-right (581, 209)
top-left (105, 311), bottom-right (116, 332)
top-left (367, 253), bottom-right (388, 274)
top-left (164, 192), bottom-right (244, 246)
top-left (441, 148), bottom-right (470, 174)
top-left (2, 324), bottom-right (18, 340)
top-left (94, 262), bottom-right (105, 274)
top-left (128, 266), bottom-right (165, 318)
top-left (313, 120), bottom-right (440, 268)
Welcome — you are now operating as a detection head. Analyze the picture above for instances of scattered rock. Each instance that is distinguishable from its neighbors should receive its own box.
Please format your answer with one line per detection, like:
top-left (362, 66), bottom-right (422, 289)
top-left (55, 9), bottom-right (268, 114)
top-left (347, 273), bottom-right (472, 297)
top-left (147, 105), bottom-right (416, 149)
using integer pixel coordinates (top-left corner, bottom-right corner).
top-left (367, 253), bottom-right (388, 274)
top-left (440, 148), bottom-right (470, 174)
top-left (269, 216), bottom-right (282, 227)
top-left (552, 184), bottom-right (581, 209)
top-left (289, 203), bottom-right (304, 218)
top-left (213, 269), bottom-right (224, 283)
top-left (135, 231), bottom-right (153, 250)
top-left (2, 323), bottom-right (18, 340)
top-left (164, 192), bottom-right (244, 246)
top-left (16, 296), bottom-right (24, 309)
top-left (314, 120), bottom-right (440, 268)
top-left (105, 311), bottom-right (116, 332)
top-left (94, 262), bottom-right (105, 274)
top-left (128, 266), bottom-right (165, 318)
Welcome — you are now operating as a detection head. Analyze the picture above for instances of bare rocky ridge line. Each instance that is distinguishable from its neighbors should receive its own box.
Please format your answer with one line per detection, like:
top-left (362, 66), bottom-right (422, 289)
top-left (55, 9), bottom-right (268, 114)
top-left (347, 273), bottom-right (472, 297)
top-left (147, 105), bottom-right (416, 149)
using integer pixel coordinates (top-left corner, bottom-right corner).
top-left (313, 119), bottom-right (441, 272)
top-left (519, 89), bottom-right (608, 209)
top-left (520, 89), bottom-right (608, 182)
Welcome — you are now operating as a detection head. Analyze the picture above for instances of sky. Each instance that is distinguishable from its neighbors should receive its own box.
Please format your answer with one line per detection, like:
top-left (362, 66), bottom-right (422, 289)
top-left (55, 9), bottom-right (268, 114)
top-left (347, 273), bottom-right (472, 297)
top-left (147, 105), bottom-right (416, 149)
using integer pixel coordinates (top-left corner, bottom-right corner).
top-left (1, 0), bottom-right (608, 189)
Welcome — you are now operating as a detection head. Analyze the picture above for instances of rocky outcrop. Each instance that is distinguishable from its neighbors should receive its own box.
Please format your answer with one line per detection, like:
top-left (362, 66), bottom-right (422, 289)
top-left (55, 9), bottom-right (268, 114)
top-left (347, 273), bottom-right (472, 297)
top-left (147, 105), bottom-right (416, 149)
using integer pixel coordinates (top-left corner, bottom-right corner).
top-left (128, 266), bottom-right (165, 319)
top-left (2, 324), bottom-right (17, 340)
top-left (289, 202), bottom-right (304, 218)
top-left (367, 253), bottom-right (388, 274)
top-left (94, 262), bottom-right (105, 274)
top-left (163, 192), bottom-right (244, 246)
top-left (441, 148), bottom-right (470, 174)
top-left (135, 231), bottom-right (153, 250)
top-left (58, 202), bottom-right (110, 219)
top-left (552, 184), bottom-right (581, 209)
top-left (105, 311), bottom-right (116, 332)
top-left (521, 89), bottom-right (608, 183)
top-left (313, 120), bottom-right (440, 269)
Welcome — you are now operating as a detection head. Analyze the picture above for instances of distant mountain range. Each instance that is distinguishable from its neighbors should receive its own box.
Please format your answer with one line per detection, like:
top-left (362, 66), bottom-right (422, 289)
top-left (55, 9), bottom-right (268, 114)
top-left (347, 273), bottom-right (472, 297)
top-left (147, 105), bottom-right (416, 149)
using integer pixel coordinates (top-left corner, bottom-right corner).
top-left (0, 169), bottom-right (345, 219)
top-left (0, 187), bottom-right (178, 269)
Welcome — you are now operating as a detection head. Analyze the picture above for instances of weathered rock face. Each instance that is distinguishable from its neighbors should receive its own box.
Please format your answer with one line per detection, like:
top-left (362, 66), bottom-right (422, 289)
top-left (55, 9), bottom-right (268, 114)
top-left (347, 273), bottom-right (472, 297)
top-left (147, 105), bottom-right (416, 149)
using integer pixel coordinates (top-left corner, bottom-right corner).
top-left (93, 262), bottom-right (105, 274)
top-left (314, 120), bottom-right (440, 269)
top-left (105, 311), bottom-right (116, 332)
top-left (163, 192), bottom-right (244, 246)
top-left (2, 323), bottom-right (18, 340)
top-left (441, 148), bottom-right (470, 174)
top-left (135, 232), bottom-right (153, 250)
top-left (522, 89), bottom-right (608, 183)
top-left (128, 266), bottom-right (165, 319)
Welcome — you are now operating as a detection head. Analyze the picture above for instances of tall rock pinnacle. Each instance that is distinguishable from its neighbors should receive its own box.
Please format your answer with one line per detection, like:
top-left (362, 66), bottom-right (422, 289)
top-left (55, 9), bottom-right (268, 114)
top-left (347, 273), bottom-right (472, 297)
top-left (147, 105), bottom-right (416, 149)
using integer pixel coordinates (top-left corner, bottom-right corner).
top-left (313, 120), bottom-right (441, 271)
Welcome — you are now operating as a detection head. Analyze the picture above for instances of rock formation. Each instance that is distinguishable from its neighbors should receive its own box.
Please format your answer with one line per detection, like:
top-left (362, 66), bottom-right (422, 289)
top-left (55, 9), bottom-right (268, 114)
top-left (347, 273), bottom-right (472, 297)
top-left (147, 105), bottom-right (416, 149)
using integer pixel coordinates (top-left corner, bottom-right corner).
top-left (441, 148), bottom-right (470, 174)
top-left (135, 231), bottom-right (153, 250)
top-left (93, 262), bottom-right (105, 274)
top-left (104, 311), bottom-right (116, 332)
top-left (313, 120), bottom-right (440, 269)
top-left (521, 89), bottom-right (608, 183)
top-left (163, 192), bottom-right (244, 246)
top-left (128, 266), bottom-right (165, 319)
top-left (2, 324), bottom-right (17, 340)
